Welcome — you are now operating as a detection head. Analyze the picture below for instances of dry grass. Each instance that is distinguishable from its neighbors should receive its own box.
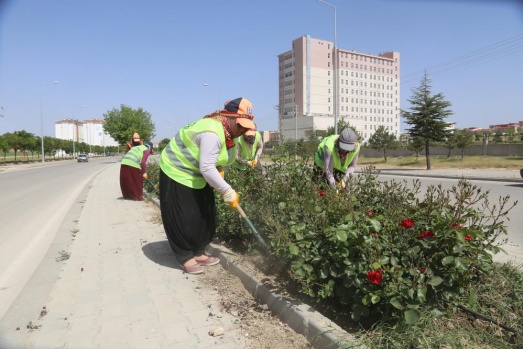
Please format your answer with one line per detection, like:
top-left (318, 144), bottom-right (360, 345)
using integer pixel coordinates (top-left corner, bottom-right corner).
top-left (358, 155), bottom-right (523, 170)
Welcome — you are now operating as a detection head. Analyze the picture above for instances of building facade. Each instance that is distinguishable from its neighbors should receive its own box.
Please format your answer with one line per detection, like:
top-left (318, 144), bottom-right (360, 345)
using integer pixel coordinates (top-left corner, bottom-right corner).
top-left (278, 35), bottom-right (400, 142)
top-left (55, 118), bottom-right (118, 147)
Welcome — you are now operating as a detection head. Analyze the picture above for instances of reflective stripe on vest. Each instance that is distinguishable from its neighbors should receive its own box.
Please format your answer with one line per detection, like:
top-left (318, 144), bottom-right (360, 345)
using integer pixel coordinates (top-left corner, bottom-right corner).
top-left (160, 118), bottom-right (231, 188)
top-left (121, 145), bottom-right (147, 169)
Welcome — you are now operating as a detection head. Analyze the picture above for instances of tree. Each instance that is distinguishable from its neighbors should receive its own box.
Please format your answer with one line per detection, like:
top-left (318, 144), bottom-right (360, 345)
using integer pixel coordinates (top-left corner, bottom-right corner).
top-left (0, 135), bottom-right (9, 163)
top-left (407, 136), bottom-right (425, 160)
top-left (401, 72), bottom-right (453, 170)
top-left (103, 104), bottom-right (156, 146)
top-left (326, 118), bottom-right (355, 137)
top-left (367, 125), bottom-right (398, 162)
top-left (444, 132), bottom-right (457, 158)
top-left (454, 129), bottom-right (475, 160)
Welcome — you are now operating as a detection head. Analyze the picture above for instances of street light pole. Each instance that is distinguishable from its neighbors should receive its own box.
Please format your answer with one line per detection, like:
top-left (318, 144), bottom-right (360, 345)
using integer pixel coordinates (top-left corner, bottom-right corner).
top-left (39, 81), bottom-right (60, 163)
top-left (203, 83), bottom-right (221, 111)
top-left (318, 0), bottom-right (338, 134)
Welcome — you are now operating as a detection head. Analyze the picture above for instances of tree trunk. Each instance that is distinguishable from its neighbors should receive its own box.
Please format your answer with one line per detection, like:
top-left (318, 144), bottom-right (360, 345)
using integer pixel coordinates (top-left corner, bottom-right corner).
top-left (461, 148), bottom-right (465, 160)
top-left (383, 148), bottom-right (388, 162)
top-left (425, 140), bottom-right (431, 170)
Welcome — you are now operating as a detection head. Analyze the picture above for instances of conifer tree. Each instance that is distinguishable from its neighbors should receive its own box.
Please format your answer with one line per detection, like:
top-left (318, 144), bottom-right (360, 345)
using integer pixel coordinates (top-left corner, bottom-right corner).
top-left (402, 72), bottom-right (453, 169)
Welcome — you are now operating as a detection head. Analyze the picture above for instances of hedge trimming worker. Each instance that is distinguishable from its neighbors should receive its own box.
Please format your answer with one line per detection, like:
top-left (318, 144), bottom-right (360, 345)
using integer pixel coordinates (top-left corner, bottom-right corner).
top-left (233, 123), bottom-right (263, 170)
top-left (119, 141), bottom-right (153, 201)
top-left (159, 98), bottom-right (256, 275)
top-left (314, 128), bottom-right (361, 189)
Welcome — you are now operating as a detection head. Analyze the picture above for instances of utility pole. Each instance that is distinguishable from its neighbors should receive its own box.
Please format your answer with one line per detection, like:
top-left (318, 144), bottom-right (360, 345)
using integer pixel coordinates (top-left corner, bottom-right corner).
top-left (294, 105), bottom-right (298, 160)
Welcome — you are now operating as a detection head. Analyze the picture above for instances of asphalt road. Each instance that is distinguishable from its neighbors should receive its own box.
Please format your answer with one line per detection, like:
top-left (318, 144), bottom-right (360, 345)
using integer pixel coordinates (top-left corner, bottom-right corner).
top-left (0, 157), bottom-right (119, 319)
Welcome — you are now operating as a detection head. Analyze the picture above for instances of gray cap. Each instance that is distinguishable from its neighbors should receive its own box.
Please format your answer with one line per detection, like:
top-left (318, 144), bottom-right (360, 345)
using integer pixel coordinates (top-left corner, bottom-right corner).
top-left (338, 128), bottom-right (357, 151)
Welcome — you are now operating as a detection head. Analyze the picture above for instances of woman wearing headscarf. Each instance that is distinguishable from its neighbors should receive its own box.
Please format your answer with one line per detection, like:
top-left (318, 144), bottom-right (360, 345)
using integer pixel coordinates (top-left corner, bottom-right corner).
top-left (233, 125), bottom-right (263, 170)
top-left (159, 97), bottom-right (256, 274)
top-left (120, 141), bottom-right (153, 201)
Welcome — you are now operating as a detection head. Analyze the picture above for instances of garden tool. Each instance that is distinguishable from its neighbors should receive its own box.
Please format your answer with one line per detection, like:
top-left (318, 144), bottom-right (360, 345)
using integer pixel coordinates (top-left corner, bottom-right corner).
top-left (236, 204), bottom-right (269, 251)
top-left (144, 177), bottom-right (159, 194)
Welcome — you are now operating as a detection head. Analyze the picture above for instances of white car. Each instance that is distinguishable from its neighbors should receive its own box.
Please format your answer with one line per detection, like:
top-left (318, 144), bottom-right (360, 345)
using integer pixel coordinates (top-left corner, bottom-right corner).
top-left (77, 154), bottom-right (89, 162)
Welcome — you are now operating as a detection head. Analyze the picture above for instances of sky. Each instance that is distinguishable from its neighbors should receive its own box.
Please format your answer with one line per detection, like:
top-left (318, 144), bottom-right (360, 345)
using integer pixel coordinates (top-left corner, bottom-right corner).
top-left (1, 0), bottom-right (522, 142)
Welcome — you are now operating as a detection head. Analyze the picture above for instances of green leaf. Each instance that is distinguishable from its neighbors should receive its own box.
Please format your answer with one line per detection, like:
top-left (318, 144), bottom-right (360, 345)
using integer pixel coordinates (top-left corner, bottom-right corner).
top-left (371, 294), bottom-right (381, 304)
top-left (390, 298), bottom-right (404, 310)
top-left (302, 264), bottom-right (313, 272)
top-left (291, 261), bottom-right (303, 270)
top-left (468, 289), bottom-right (477, 306)
top-left (372, 262), bottom-right (381, 269)
top-left (369, 219), bottom-right (382, 232)
top-left (336, 230), bottom-right (348, 242)
top-left (289, 244), bottom-right (299, 255)
top-left (428, 276), bottom-right (444, 286)
top-left (404, 309), bottom-right (420, 325)
top-left (442, 256), bottom-right (454, 266)
top-left (390, 256), bottom-right (400, 266)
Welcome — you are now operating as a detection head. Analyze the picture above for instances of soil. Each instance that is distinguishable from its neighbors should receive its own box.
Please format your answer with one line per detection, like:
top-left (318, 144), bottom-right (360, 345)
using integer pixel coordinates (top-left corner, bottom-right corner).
top-left (198, 252), bottom-right (314, 349)
top-left (149, 209), bottom-right (314, 348)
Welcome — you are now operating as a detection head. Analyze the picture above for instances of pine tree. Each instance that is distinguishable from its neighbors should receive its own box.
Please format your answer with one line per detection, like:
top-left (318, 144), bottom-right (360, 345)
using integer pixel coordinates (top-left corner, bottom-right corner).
top-left (401, 72), bottom-right (453, 169)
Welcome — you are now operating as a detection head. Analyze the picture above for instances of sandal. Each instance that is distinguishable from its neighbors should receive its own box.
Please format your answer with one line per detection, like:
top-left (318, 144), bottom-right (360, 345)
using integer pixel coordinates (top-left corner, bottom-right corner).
top-left (182, 263), bottom-right (203, 274)
top-left (195, 256), bottom-right (220, 266)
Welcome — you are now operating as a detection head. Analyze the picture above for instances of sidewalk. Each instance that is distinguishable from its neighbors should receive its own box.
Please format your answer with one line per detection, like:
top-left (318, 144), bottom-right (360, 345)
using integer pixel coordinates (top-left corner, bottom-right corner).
top-left (0, 163), bottom-right (251, 348)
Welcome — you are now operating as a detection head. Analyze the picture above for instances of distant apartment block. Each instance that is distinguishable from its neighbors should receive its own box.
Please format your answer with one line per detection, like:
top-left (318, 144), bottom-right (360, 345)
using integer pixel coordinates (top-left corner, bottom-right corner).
top-left (278, 35), bottom-right (400, 142)
top-left (55, 118), bottom-right (118, 147)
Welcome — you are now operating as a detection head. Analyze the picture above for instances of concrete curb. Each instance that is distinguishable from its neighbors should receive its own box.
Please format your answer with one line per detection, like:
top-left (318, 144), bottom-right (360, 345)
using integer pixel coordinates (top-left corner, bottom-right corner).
top-left (207, 244), bottom-right (355, 349)
top-left (369, 170), bottom-right (522, 183)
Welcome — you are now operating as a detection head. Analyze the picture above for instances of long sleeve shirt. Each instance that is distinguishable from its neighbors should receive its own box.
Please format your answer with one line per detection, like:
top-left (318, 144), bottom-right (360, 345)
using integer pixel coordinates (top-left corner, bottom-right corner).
top-left (322, 146), bottom-right (359, 187)
top-left (236, 138), bottom-right (264, 167)
top-left (197, 132), bottom-right (234, 194)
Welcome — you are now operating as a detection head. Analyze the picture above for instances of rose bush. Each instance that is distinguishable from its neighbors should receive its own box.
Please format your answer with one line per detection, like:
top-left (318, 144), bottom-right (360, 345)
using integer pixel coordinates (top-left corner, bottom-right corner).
top-left (146, 149), bottom-right (516, 326)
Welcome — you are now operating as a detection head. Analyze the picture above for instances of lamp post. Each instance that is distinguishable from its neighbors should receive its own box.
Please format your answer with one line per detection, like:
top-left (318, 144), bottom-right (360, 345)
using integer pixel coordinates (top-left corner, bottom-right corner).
top-left (202, 83), bottom-right (221, 111)
top-left (39, 80), bottom-right (60, 163)
top-left (318, 0), bottom-right (338, 134)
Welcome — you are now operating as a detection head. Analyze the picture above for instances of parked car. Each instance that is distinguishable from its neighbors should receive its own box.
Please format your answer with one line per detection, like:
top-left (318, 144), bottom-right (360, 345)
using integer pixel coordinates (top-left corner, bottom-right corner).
top-left (77, 154), bottom-right (89, 162)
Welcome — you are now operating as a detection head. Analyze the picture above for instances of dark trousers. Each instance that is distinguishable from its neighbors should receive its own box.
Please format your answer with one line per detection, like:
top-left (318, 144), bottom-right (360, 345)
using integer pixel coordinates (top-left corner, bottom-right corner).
top-left (159, 170), bottom-right (217, 265)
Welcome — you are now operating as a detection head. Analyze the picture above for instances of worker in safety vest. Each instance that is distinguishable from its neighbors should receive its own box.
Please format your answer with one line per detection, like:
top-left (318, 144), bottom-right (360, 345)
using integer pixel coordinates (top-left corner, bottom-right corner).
top-left (120, 141), bottom-right (153, 201)
top-left (159, 97), bottom-right (255, 275)
top-left (233, 126), bottom-right (263, 170)
top-left (314, 128), bottom-right (360, 190)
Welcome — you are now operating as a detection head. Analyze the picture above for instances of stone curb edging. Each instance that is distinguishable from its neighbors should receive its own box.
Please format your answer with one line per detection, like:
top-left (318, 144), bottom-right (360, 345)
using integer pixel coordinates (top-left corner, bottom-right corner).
top-left (207, 244), bottom-right (357, 349)
top-left (373, 171), bottom-right (522, 183)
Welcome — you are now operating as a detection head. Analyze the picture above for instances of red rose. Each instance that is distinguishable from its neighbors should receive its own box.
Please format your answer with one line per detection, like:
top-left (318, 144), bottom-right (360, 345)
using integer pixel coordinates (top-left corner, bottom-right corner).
top-left (316, 189), bottom-right (325, 196)
top-left (399, 219), bottom-right (414, 228)
top-left (249, 184), bottom-right (255, 188)
top-left (452, 224), bottom-right (463, 229)
top-left (465, 235), bottom-right (473, 241)
top-left (419, 267), bottom-right (427, 274)
top-left (417, 231), bottom-right (435, 239)
top-left (366, 210), bottom-right (375, 217)
top-left (367, 270), bottom-right (382, 285)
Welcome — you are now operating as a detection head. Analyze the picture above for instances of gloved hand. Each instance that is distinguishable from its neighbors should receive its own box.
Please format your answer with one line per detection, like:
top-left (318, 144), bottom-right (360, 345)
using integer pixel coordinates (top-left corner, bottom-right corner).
top-left (249, 160), bottom-right (258, 167)
top-left (217, 168), bottom-right (224, 179)
top-left (222, 188), bottom-right (239, 208)
top-left (143, 173), bottom-right (149, 179)
top-left (336, 181), bottom-right (346, 190)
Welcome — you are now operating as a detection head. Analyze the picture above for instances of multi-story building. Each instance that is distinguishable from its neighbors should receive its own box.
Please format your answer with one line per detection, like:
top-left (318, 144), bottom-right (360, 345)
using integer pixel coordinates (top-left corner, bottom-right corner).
top-left (55, 118), bottom-right (118, 147)
top-left (278, 35), bottom-right (400, 142)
